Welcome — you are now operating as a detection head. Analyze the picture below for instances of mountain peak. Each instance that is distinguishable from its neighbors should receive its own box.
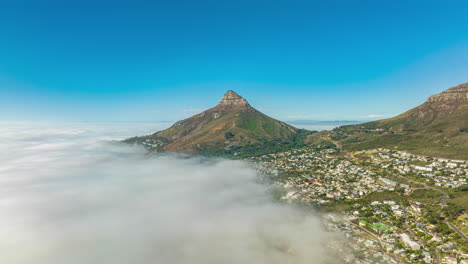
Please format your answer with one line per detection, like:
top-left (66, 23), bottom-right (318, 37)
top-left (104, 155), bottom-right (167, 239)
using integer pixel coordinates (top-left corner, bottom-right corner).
top-left (216, 90), bottom-right (251, 110)
top-left (125, 90), bottom-right (297, 154)
top-left (223, 90), bottom-right (243, 99)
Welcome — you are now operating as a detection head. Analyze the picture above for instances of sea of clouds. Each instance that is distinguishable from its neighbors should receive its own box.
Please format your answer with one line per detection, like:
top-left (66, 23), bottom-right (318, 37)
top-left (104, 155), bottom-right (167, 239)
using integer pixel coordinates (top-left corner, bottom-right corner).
top-left (0, 122), bottom-right (339, 264)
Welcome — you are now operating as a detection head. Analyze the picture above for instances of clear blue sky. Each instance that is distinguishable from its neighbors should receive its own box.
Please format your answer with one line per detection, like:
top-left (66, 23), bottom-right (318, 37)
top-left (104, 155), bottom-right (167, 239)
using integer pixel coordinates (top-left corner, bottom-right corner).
top-left (1, 0), bottom-right (467, 123)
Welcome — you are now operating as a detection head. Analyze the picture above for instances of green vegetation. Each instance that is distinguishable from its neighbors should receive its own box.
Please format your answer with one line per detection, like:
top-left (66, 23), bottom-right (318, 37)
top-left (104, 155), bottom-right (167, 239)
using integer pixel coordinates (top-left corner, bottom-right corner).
top-left (408, 189), bottom-right (443, 204)
top-left (205, 129), bottom-right (329, 158)
top-left (432, 222), bottom-right (454, 235)
top-left (224, 131), bottom-right (235, 139)
top-left (236, 111), bottom-right (296, 139)
top-left (371, 222), bottom-right (391, 232)
top-left (447, 184), bottom-right (468, 212)
top-left (341, 131), bottom-right (468, 160)
top-left (442, 203), bottom-right (464, 221)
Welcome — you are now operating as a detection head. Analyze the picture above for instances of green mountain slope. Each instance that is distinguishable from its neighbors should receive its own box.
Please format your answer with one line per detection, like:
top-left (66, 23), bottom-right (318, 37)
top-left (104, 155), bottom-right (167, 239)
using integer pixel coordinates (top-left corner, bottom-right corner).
top-left (325, 83), bottom-right (468, 159)
top-left (125, 91), bottom-right (299, 154)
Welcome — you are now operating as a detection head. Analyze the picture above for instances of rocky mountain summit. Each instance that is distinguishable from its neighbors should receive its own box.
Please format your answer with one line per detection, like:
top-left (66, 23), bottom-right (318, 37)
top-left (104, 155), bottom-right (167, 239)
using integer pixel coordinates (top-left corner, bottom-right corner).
top-left (216, 90), bottom-right (252, 111)
top-left (427, 83), bottom-right (468, 104)
top-left (404, 83), bottom-right (468, 126)
top-left (424, 83), bottom-right (468, 111)
top-left (125, 90), bottom-right (299, 154)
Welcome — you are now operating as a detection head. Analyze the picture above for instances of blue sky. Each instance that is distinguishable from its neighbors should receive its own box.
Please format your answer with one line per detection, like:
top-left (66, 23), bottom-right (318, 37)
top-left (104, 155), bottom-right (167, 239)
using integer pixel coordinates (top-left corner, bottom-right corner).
top-left (1, 0), bottom-right (467, 123)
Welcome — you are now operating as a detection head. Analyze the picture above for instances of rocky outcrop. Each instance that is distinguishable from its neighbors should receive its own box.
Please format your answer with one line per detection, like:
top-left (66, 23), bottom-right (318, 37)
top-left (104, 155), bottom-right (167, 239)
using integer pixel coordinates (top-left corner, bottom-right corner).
top-left (407, 83), bottom-right (468, 123)
top-left (426, 83), bottom-right (468, 106)
top-left (215, 90), bottom-right (252, 111)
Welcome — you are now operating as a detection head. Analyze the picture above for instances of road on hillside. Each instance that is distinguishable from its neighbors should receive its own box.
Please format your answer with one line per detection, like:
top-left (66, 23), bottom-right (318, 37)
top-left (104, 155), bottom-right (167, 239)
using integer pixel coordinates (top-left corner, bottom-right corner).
top-left (445, 221), bottom-right (468, 240)
top-left (398, 175), bottom-right (467, 241)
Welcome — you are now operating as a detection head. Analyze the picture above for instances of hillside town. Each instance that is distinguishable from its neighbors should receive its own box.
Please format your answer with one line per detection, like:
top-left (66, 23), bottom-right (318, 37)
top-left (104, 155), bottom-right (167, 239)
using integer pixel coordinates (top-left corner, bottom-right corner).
top-left (251, 147), bottom-right (468, 264)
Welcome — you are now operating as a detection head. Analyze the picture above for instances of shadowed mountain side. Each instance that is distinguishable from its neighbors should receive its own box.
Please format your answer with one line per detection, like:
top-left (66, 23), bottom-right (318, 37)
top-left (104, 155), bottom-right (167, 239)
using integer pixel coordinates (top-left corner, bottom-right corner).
top-left (309, 83), bottom-right (468, 159)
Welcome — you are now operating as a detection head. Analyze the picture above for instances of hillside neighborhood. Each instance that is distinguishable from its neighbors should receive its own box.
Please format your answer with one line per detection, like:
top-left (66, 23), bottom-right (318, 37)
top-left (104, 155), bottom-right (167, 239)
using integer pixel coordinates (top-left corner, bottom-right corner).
top-left (251, 147), bottom-right (468, 264)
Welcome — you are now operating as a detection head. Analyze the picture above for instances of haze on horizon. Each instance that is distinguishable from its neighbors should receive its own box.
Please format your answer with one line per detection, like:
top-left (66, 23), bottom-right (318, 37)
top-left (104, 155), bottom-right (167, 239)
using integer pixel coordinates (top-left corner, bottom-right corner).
top-left (1, 0), bottom-right (468, 123)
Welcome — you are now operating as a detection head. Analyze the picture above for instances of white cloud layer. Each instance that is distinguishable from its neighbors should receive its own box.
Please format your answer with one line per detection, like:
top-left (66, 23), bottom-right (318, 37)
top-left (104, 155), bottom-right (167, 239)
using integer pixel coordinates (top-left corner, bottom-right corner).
top-left (0, 123), bottom-right (337, 264)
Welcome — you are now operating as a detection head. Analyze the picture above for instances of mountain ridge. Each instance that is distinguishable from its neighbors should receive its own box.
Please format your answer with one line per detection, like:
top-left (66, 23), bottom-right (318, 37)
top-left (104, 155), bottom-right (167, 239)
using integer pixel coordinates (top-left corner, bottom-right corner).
top-left (316, 82), bottom-right (468, 159)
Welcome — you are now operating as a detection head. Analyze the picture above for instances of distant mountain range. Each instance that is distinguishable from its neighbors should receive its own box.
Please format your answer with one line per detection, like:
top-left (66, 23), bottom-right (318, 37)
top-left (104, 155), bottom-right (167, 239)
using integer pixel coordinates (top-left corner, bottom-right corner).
top-left (314, 83), bottom-right (468, 159)
top-left (126, 83), bottom-right (467, 160)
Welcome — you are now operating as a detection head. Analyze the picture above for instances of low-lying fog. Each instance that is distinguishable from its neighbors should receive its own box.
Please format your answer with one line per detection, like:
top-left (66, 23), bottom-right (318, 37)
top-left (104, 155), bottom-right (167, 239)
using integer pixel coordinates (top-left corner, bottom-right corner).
top-left (0, 122), bottom-right (337, 264)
